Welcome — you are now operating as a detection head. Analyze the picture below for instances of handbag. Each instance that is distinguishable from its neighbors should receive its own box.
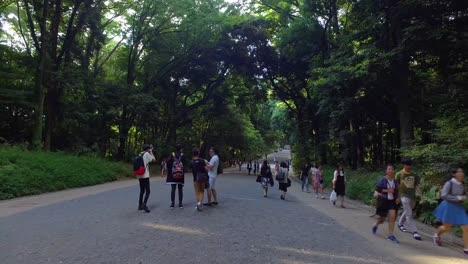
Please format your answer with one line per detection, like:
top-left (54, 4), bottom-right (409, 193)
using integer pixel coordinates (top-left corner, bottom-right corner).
top-left (256, 175), bottom-right (261, 183)
top-left (287, 178), bottom-right (291, 187)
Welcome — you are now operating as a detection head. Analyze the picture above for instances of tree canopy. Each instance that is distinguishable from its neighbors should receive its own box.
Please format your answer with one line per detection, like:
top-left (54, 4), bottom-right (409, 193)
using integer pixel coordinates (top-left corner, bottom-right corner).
top-left (1, 0), bottom-right (467, 174)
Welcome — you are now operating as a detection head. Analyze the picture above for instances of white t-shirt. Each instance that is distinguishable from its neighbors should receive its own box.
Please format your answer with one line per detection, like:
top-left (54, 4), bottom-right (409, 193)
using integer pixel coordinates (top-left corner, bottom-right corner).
top-left (309, 167), bottom-right (318, 176)
top-left (387, 179), bottom-right (395, 200)
top-left (141, 152), bottom-right (155, 179)
top-left (208, 155), bottom-right (219, 178)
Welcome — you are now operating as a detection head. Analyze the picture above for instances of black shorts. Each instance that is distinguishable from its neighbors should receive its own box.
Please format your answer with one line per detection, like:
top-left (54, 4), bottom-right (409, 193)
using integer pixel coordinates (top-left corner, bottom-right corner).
top-left (376, 198), bottom-right (397, 218)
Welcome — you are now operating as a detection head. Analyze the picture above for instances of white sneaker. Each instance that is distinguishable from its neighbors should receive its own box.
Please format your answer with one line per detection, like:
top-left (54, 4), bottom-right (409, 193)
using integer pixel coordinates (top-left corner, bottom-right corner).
top-left (316, 195), bottom-right (319, 199)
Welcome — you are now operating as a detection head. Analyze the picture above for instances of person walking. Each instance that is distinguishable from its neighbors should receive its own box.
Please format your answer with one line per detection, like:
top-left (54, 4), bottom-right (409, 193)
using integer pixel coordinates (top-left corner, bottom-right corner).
top-left (433, 167), bottom-right (468, 255)
top-left (247, 161), bottom-right (252, 175)
top-left (161, 158), bottom-right (167, 177)
top-left (332, 164), bottom-right (346, 208)
top-left (166, 145), bottom-right (185, 209)
top-left (396, 158), bottom-right (425, 240)
top-left (275, 161), bottom-right (280, 174)
top-left (137, 144), bottom-right (155, 213)
top-left (316, 165), bottom-right (326, 199)
top-left (257, 160), bottom-right (274, 197)
top-left (372, 164), bottom-right (401, 243)
top-left (253, 160), bottom-right (258, 175)
top-left (205, 147), bottom-right (220, 207)
top-left (278, 161), bottom-right (290, 200)
top-left (310, 163), bottom-right (320, 198)
top-left (238, 161), bottom-right (242, 172)
top-left (191, 149), bottom-right (208, 212)
top-left (300, 163), bottom-right (310, 193)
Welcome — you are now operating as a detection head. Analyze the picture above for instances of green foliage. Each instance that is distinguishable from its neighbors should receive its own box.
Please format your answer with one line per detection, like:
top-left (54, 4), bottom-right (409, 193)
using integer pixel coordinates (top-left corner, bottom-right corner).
top-left (0, 146), bottom-right (132, 200)
top-left (345, 169), bottom-right (381, 206)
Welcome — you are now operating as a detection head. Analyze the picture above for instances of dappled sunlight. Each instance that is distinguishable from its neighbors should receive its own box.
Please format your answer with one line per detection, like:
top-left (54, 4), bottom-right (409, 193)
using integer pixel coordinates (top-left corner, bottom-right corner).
top-left (142, 223), bottom-right (206, 236)
top-left (273, 246), bottom-right (392, 264)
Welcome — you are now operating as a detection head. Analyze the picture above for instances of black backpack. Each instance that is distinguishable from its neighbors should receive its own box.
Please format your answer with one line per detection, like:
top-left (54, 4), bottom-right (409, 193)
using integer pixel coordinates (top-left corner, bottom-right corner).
top-left (133, 154), bottom-right (145, 176)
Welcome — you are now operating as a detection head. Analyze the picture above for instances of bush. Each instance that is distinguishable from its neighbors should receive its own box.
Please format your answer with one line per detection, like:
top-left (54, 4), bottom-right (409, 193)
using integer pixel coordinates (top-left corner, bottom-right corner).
top-left (346, 169), bottom-right (382, 206)
top-left (0, 146), bottom-right (132, 200)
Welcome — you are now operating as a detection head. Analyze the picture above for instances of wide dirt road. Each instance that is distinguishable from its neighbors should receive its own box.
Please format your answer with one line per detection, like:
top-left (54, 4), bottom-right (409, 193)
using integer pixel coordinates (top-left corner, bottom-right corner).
top-left (0, 170), bottom-right (466, 264)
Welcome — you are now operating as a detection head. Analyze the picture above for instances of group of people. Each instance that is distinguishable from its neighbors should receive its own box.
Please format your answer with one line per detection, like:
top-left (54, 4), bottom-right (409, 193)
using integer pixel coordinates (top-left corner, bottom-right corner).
top-left (256, 160), bottom-right (291, 199)
top-left (135, 144), bottom-right (221, 213)
top-left (300, 163), bottom-right (326, 199)
top-left (246, 161), bottom-right (261, 175)
top-left (371, 159), bottom-right (468, 255)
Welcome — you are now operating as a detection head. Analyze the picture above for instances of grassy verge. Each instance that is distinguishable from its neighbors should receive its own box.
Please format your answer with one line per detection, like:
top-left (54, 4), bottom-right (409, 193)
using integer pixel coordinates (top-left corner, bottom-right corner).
top-left (0, 146), bottom-right (132, 200)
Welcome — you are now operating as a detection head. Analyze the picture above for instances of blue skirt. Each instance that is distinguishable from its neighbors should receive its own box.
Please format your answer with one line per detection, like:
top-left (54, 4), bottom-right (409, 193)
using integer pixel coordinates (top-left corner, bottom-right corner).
top-left (434, 200), bottom-right (468, 225)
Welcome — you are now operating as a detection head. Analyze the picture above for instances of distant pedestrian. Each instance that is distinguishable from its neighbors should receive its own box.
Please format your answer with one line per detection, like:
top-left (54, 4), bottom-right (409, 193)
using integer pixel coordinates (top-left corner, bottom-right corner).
top-left (253, 161), bottom-right (258, 175)
top-left (277, 161), bottom-right (291, 200)
top-left (275, 161), bottom-right (280, 173)
top-left (191, 149), bottom-right (208, 212)
top-left (247, 161), bottom-right (252, 175)
top-left (317, 165), bottom-right (325, 199)
top-left (433, 167), bottom-right (468, 255)
top-left (257, 160), bottom-right (274, 197)
top-left (166, 144), bottom-right (185, 209)
top-left (238, 161), bottom-right (242, 171)
top-left (372, 164), bottom-right (400, 243)
top-left (161, 158), bottom-right (167, 177)
top-left (310, 163), bottom-right (320, 198)
top-left (136, 144), bottom-right (155, 213)
top-left (396, 158), bottom-right (425, 240)
top-left (332, 164), bottom-right (346, 208)
top-left (204, 147), bottom-right (220, 206)
top-left (300, 163), bottom-right (310, 193)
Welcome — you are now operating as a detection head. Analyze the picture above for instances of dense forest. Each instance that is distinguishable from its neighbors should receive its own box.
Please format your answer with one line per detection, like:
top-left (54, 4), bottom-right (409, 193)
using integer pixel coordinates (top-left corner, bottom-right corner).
top-left (1, 0), bottom-right (467, 177)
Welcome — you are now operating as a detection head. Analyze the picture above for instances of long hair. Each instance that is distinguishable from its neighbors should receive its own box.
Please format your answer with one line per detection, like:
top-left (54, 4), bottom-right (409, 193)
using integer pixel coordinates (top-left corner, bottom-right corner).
top-left (261, 160), bottom-right (269, 175)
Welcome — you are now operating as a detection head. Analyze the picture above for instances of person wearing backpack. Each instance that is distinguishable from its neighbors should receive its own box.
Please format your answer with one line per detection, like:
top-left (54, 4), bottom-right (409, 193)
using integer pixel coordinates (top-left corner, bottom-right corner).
top-left (277, 161), bottom-right (290, 200)
top-left (433, 167), bottom-right (468, 255)
top-left (166, 144), bottom-right (185, 209)
top-left (191, 149), bottom-right (208, 212)
top-left (135, 144), bottom-right (155, 213)
top-left (204, 147), bottom-right (220, 206)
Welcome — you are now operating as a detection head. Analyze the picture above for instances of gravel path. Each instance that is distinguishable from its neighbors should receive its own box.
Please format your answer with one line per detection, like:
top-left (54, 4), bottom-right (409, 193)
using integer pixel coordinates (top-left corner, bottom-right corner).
top-left (0, 170), bottom-right (466, 264)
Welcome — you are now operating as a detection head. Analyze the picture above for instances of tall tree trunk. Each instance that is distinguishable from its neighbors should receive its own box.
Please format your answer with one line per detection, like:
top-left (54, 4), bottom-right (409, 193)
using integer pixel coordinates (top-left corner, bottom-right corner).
top-left (296, 107), bottom-right (311, 165)
top-left (395, 54), bottom-right (413, 148)
top-left (30, 0), bottom-right (50, 149)
top-left (117, 106), bottom-right (131, 161)
top-left (377, 121), bottom-right (384, 165)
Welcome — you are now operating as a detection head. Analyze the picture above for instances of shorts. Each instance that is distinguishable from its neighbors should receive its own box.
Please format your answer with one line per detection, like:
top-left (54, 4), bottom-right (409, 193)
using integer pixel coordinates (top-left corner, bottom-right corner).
top-left (376, 198), bottom-right (398, 218)
top-left (207, 177), bottom-right (217, 190)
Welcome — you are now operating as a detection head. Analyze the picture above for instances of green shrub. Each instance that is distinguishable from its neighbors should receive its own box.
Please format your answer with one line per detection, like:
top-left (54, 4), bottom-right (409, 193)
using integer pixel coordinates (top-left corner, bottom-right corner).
top-left (346, 169), bottom-right (382, 206)
top-left (0, 146), bottom-right (132, 200)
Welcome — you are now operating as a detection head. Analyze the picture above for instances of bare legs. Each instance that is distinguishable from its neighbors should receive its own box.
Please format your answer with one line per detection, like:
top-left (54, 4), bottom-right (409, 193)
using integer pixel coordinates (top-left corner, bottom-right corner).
top-left (207, 189), bottom-right (218, 204)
